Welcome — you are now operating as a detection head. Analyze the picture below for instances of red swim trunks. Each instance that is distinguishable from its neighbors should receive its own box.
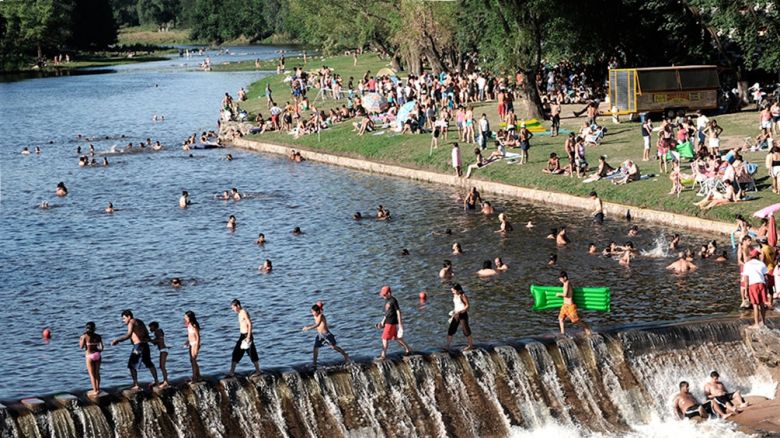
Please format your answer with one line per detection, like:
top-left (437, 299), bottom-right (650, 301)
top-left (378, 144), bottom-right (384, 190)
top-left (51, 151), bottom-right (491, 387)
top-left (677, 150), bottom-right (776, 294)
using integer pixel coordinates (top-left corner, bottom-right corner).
top-left (382, 323), bottom-right (398, 341)
top-left (748, 283), bottom-right (767, 305)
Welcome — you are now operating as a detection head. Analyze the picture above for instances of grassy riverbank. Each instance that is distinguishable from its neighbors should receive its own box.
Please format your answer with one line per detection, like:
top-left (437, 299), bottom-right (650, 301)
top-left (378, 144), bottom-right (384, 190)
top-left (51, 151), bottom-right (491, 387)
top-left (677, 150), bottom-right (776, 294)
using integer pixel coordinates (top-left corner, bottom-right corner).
top-left (236, 54), bottom-right (776, 224)
top-left (118, 26), bottom-right (198, 46)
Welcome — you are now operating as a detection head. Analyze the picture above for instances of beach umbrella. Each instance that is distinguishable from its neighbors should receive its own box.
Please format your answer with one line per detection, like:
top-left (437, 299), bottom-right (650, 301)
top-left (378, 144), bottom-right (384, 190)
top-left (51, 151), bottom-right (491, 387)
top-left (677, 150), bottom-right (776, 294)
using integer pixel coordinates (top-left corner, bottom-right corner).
top-left (753, 203), bottom-right (780, 219)
top-left (769, 214), bottom-right (777, 247)
top-left (361, 93), bottom-right (388, 114)
top-left (376, 67), bottom-right (396, 77)
top-left (396, 100), bottom-right (417, 131)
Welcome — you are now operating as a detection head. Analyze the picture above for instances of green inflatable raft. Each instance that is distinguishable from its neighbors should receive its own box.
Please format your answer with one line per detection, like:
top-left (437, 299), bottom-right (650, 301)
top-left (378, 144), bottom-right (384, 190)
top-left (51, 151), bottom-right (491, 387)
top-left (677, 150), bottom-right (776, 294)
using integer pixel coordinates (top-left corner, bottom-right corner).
top-left (530, 285), bottom-right (611, 312)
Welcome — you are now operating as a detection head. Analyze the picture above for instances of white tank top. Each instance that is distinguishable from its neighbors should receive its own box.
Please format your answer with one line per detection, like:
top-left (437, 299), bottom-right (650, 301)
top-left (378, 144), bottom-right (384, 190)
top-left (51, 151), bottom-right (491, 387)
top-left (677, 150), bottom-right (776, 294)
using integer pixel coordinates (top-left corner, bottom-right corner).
top-left (453, 294), bottom-right (467, 313)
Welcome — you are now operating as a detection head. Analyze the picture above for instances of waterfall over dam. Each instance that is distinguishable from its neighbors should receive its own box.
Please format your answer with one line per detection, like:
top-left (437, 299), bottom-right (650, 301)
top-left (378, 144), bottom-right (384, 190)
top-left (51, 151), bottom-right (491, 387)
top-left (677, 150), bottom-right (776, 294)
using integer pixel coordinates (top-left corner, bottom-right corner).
top-left (2, 318), bottom-right (778, 438)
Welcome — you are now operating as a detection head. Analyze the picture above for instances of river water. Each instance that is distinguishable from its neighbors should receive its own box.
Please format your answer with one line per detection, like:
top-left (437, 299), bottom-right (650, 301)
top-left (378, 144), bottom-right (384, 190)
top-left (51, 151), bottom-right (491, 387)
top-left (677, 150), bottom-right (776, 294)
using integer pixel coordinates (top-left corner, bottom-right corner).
top-left (0, 48), bottom-right (745, 403)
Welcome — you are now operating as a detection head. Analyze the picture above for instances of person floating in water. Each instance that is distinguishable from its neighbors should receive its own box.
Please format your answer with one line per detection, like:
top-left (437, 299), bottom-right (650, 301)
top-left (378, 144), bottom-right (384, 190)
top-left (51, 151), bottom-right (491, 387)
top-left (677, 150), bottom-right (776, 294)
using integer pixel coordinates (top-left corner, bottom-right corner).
top-left (476, 260), bottom-right (497, 277)
top-left (667, 252), bottom-right (697, 273)
top-left (105, 202), bottom-right (114, 214)
top-left (260, 259), bottom-right (272, 272)
top-left (256, 233), bottom-right (266, 245)
top-left (79, 322), bottom-right (103, 397)
top-left (179, 191), bottom-right (190, 208)
top-left (292, 226), bottom-right (303, 236)
top-left (231, 187), bottom-right (242, 200)
top-left (227, 215), bottom-right (237, 230)
top-left (302, 302), bottom-right (350, 369)
top-left (228, 299), bottom-right (262, 377)
top-left (56, 182), bottom-right (68, 197)
top-left (556, 271), bottom-right (592, 336)
top-left (439, 260), bottom-right (454, 280)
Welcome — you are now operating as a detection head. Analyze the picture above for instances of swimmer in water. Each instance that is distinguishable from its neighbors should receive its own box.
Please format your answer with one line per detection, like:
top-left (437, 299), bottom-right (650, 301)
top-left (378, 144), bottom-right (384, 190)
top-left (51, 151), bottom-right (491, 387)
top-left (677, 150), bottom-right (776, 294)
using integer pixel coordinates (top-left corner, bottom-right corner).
top-left (602, 241), bottom-right (617, 256)
top-left (627, 225), bottom-right (639, 237)
top-left (35, 147), bottom-right (41, 155)
top-left (21, 147), bottom-right (30, 155)
top-left (105, 202), bottom-right (114, 213)
top-left (715, 251), bottom-right (728, 262)
top-left (546, 228), bottom-right (557, 240)
top-left (292, 226), bottom-right (303, 236)
top-left (171, 278), bottom-right (182, 288)
top-left (464, 187), bottom-right (482, 210)
top-left (619, 242), bottom-right (635, 266)
top-left (259, 259), bottom-right (272, 272)
top-left (494, 257), bottom-right (508, 271)
top-left (56, 182), bottom-right (68, 197)
top-left (353, 212), bottom-right (363, 220)
top-left (699, 245), bottom-right (709, 259)
top-left (179, 191), bottom-right (190, 208)
top-left (556, 227), bottom-right (570, 246)
top-left (256, 233), bottom-right (266, 245)
top-left (231, 188), bottom-right (242, 201)
top-left (39, 201), bottom-right (50, 209)
top-left (401, 248), bottom-right (410, 256)
top-left (227, 215), bottom-right (237, 230)
top-left (525, 221), bottom-right (534, 229)
top-left (444, 228), bottom-right (453, 235)
top-left (225, 153), bottom-right (233, 161)
top-left (439, 260), bottom-right (454, 280)
top-left (376, 205), bottom-right (391, 220)
top-left (548, 254), bottom-right (557, 266)
top-left (452, 242), bottom-right (463, 255)
top-left (667, 252), bottom-right (697, 273)
top-left (670, 233), bottom-right (680, 251)
top-left (476, 260), bottom-right (498, 277)
top-left (497, 213), bottom-right (513, 234)
top-left (102, 157), bottom-right (109, 166)
top-left (218, 190), bottom-right (230, 200)
top-left (588, 243), bottom-right (598, 254)
top-left (480, 201), bottom-right (494, 215)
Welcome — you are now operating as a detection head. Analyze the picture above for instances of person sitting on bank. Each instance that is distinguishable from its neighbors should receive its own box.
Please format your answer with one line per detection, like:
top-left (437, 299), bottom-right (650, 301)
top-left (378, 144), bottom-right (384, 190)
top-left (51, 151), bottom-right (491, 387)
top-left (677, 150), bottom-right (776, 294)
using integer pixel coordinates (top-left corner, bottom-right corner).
top-left (613, 160), bottom-right (640, 185)
top-left (543, 152), bottom-right (565, 174)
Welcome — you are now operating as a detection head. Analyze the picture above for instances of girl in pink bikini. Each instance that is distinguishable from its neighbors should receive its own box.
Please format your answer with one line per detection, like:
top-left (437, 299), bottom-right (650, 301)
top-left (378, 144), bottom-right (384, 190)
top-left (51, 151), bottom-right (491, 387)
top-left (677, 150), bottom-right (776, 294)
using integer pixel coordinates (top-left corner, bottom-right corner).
top-left (79, 322), bottom-right (103, 397)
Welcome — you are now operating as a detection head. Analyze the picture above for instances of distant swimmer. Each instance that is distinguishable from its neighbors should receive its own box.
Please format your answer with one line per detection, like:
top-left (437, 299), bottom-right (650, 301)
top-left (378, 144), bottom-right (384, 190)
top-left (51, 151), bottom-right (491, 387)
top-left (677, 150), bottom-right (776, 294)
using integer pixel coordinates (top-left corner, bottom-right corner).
top-left (35, 147), bottom-right (41, 155)
top-left (715, 251), bottom-right (728, 262)
top-left (147, 321), bottom-right (169, 388)
top-left (171, 278), bottom-right (182, 288)
top-left (231, 188), bottom-right (242, 200)
top-left (292, 226), bottom-right (303, 236)
top-left (588, 243), bottom-right (598, 254)
top-left (225, 153), bottom-right (234, 161)
top-left (302, 302), bottom-right (350, 369)
top-left (602, 241), bottom-right (618, 256)
top-left (179, 191), bottom-right (190, 208)
top-left (494, 257), bottom-right (508, 271)
top-left (667, 252), bottom-right (697, 273)
top-left (79, 322), bottom-right (103, 397)
top-left (673, 381), bottom-right (714, 420)
top-left (556, 271), bottom-right (592, 335)
top-left (556, 227), bottom-right (570, 246)
top-left (21, 147), bottom-right (30, 155)
top-left (547, 229), bottom-right (557, 240)
top-left (39, 201), bottom-right (50, 209)
top-left (227, 215), bottom-right (237, 230)
top-left (183, 311), bottom-right (201, 383)
top-left (452, 242), bottom-right (463, 255)
top-left (497, 213), bottom-right (513, 234)
top-left (619, 242), bottom-right (635, 266)
top-left (376, 205), bottom-right (391, 220)
top-left (259, 259), bottom-right (272, 272)
top-left (476, 260), bottom-right (498, 277)
top-left (439, 260), bottom-right (454, 280)
top-left (103, 157), bottom-right (109, 166)
top-left (228, 299), bottom-right (262, 377)
top-left (628, 225), bottom-right (639, 237)
top-left (445, 284), bottom-right (474, 351)
top-left (480, 201), bottom-right (494, 215)
top-left (548, 253), bottom-right (557, 266)
top-left (401, 248), bottom-right (410, 256)
top-left (256, 233), bottom-right (266, 245)
top-left (670, 233), bottom-right (681, 250)
top-left (105, 202), bottom-right (114, 214)
top-left (464, 187), bottom-right (482, 210)
top-left (353, 212), bottom-right (363, 220)
top-left (56, 182), bottom-right (68, 197)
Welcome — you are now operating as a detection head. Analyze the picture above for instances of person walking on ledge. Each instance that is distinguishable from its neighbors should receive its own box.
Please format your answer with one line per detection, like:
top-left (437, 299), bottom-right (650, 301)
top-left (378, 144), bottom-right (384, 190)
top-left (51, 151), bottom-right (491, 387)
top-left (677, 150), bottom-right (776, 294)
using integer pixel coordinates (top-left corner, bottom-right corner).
top-left (302, 302), bottom-right (350, 369)
top-left (377, 286), bottom-right (412, 360)
top-left (111, 310), bottom-right (159, 390)
top-left (227, 299), bottom-right (262, 377)
top-left (556, 271), bottom-right (592, 336)
top-left (79, 322), bottom-right (103, 397)
top-left (445, 283), bottom-right (474, 351)
top-left (184, 310), bottom-right (201, 383)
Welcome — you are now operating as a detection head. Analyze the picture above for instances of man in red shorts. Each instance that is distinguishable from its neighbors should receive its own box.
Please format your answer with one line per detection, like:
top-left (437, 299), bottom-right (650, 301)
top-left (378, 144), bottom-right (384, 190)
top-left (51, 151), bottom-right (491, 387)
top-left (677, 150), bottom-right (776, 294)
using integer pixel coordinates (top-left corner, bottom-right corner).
top-left (741, 249), bottom-right (769, 327)
top-left (377, 286), bottom-right (412, 359)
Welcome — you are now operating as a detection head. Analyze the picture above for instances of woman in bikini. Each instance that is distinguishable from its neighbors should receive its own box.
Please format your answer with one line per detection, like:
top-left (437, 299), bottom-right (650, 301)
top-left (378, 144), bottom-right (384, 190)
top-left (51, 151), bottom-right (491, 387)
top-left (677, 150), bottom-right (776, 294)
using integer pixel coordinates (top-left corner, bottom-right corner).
top-left (79, 322), bottom-right (104, 397)
top-left (184, 311), bottom-right (201, 383)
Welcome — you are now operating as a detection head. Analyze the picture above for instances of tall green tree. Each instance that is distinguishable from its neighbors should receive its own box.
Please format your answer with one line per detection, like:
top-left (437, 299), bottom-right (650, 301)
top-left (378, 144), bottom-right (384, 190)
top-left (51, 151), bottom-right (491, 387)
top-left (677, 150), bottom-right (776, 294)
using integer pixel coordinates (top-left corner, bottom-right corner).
top-left (70, 0), bottom-right (117, 49)
top-left (110, 0), bottom-right (139, 27)
top-left (18, 0), bottom-right (72, 59)
top-left (137, 0), bottom-right (179, 29)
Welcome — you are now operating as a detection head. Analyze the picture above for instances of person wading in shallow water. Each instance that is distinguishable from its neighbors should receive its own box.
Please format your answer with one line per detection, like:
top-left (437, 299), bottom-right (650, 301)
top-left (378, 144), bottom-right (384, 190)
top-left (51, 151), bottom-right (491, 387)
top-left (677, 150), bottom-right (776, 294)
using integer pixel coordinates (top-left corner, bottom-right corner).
top-left (376, 286), bottom-right (412, 360)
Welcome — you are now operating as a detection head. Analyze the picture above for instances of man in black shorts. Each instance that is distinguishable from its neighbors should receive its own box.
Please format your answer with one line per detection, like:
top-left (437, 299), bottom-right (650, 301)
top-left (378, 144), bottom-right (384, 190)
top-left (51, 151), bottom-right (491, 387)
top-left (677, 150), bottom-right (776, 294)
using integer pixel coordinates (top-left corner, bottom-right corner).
top-left (704, 371), bottom-right (747, 417)
top-left (227, 299), bottom-right (262, 377)
top-left (672, 381), bottom-right (714, 420)
top-left (111, 310), bottom-right (159, 390)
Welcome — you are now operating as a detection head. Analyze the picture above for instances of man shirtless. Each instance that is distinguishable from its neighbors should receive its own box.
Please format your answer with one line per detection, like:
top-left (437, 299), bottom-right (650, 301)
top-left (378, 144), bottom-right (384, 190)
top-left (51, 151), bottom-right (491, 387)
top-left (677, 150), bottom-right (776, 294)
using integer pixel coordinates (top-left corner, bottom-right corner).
top-left (556, 271), bottom-right (592, 335)
top-left (673, 381), bottom-right (714, 420)
top-left (667, 252), bottom-right (698, 273)
top-left (227, 299), bottom-right (261, 377)
top-left (111, 310), bottom-right (159, 390)
top-left (302, 302), bottom-right (350, 369)
top-left (590, 191), bottom-right (604, 224)
top-left (704, 371), bottom-right (748, 417)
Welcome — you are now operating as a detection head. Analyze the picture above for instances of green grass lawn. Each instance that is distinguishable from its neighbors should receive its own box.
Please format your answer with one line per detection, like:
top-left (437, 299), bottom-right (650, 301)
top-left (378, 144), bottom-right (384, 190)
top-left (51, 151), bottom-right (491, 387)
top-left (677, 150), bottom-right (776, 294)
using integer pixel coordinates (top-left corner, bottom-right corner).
top-left (118, 26), bottom-right (198, 46)
top-left (235, 54), bottom-right (777, 224)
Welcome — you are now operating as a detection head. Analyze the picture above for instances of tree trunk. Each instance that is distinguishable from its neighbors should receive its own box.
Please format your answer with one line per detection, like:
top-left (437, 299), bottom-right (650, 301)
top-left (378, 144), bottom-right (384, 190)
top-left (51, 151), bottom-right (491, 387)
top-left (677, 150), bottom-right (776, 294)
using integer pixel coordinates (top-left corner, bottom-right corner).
top-left (37, 42), bottom-right (42, 61)
top-left (423, 47), bottom-right (445, 75)
top-left (518, 69), bottom-right (545, 120)
top-left (390, 54), bottom-right (402, 72)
